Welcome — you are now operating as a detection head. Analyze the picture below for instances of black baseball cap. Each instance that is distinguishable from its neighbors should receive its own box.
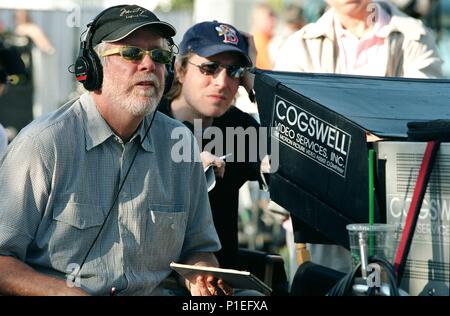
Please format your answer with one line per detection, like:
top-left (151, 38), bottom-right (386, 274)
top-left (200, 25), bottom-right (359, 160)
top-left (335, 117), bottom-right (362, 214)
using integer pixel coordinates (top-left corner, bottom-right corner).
top-left (179, 21), bottom-right (252, 67)
top-left (91, 5), bottom-right (176, 47)
top-left (0, 46), bottom-right (26, 85)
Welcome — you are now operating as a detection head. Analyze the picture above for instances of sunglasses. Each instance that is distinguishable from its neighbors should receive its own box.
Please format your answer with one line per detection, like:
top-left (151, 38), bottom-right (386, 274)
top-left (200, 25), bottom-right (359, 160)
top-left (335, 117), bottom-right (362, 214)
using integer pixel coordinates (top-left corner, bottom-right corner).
top-left (101, 46), bottom-right (174, 64)
top-left (188, 61), bottom-right (246, 79)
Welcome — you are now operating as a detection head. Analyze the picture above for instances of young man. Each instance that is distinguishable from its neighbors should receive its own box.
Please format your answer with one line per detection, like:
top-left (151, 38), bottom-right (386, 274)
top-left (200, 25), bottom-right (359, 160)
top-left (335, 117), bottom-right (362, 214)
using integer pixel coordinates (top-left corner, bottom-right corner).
top-left (159, 21), bottom-right (266, 270)
top-left (0, 5), bottom-right (226, 296)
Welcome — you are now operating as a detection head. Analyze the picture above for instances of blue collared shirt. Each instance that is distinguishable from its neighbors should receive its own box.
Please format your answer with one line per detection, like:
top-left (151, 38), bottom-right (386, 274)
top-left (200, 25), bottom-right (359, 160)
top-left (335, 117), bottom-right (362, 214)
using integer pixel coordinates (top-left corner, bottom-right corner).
top-left (0, 93), bottom-right (220, 295)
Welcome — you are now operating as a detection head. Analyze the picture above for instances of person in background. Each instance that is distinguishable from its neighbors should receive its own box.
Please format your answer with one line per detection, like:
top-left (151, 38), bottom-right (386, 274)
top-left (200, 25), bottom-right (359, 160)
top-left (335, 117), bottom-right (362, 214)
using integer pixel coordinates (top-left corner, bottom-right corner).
top-left (275, 0), bottom-right (442, 77)
top-left (15, 10), bottom-right (55, 55)
top-left (15, 9), bottom-right (58, 118)
top-left (273, 0), bottom-right (443, 274)
top-left (0, 5), bottom-right (227, 296)
top-left (268, 4), bottom-right (306, 71)
top-left (251, 2), bottom-right (277, 70)
top-left (0, 43), bottom-right (25, 158)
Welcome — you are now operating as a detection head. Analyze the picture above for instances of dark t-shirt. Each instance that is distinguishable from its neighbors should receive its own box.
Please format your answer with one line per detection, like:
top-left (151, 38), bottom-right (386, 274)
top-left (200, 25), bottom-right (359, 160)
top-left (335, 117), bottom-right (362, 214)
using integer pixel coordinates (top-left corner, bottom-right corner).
top-left (158, 99), bottom-right (262, 268)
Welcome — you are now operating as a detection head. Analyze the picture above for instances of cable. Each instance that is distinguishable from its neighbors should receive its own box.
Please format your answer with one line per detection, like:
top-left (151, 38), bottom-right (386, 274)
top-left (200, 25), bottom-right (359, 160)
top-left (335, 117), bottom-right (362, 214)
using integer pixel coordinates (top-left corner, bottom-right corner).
top-left (328, 256), bottom-right (400, 296)
top-left (74, 109), bottom-right (158, 286)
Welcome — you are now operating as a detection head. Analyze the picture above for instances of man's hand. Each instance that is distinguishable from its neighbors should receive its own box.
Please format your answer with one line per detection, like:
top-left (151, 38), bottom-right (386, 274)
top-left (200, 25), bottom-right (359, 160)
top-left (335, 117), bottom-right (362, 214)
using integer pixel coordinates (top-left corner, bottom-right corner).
top-left (200, 151), bottom-right (226, 178)
top-left (187, 275), bottom-right (234, 296)
top-left (238, 31), bottom-right (256, 103)
top-left (180, 252), bottom-right (234, 296)
top-left (260, 154), bottom-right (271, 173)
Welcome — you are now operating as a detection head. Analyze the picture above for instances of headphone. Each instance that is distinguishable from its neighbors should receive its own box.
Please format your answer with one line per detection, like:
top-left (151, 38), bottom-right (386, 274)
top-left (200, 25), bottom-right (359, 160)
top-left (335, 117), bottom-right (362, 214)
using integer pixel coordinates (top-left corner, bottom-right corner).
top-left (74, 6), bottom-right (176, 93)
top-left (164, 37), bottom-right (176, 95)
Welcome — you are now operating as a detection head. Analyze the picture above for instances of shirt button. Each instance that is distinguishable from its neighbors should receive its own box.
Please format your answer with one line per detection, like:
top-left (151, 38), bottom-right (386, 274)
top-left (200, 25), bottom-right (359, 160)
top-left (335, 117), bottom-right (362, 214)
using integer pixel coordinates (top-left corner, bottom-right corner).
top-left (170, 223), bottom-right (175, 230)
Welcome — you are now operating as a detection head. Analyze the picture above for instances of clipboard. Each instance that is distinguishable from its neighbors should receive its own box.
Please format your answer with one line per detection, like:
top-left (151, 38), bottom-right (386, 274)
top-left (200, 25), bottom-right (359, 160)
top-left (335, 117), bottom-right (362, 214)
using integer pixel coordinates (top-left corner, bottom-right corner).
top-left (170, 262), bottom-right (272, 295)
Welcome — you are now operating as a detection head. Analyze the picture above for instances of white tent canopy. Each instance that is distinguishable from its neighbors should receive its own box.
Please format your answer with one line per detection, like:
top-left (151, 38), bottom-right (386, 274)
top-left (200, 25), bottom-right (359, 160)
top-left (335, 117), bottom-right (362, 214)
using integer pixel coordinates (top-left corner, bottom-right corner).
top-left (0, 0), bottom-right (76, 11)
top-left (0, 0), bottom-right (163, 11)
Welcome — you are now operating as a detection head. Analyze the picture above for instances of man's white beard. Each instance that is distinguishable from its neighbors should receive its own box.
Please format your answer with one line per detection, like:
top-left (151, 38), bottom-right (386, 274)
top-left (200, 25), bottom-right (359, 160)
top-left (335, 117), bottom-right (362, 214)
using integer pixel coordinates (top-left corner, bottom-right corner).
top-left (102, 73), bottom-right (164, 117)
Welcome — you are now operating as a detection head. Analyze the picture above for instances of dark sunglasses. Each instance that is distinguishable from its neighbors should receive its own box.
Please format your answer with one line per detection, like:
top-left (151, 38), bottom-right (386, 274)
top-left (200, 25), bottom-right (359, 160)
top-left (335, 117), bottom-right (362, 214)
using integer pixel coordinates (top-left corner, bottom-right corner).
top-left (101, 46), bottom-right (173, 64)
top-left (188, 61), bottom-right (246, 79)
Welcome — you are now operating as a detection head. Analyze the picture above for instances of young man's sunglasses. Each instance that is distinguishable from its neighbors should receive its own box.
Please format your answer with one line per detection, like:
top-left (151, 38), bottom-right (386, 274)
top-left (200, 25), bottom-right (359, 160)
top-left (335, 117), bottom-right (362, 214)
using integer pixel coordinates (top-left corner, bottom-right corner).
top-left (101, 46), bottom-right (174, 64)
top-left (188, 61), bottom-right (247, 79)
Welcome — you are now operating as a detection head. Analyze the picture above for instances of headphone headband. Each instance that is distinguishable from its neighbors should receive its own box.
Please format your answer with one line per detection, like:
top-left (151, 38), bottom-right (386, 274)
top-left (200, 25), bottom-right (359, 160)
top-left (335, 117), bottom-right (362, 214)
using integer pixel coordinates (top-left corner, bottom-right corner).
top-left (73, 5), bottom-right (176, 92)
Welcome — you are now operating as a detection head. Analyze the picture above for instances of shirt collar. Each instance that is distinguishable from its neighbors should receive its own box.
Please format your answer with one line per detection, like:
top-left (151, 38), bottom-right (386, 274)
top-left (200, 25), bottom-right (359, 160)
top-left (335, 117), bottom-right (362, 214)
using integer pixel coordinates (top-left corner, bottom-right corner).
top-left (380, 0), bottom-right (425, 41)
top-left (333, 14), bottom-right (348, 39)
top-left (79, 93), bottom-right (115, 151)
top-left (370, 3), bottom-right (391, 38)
top-left (79, 92), bottom-right (154, 152)
top-left (303, 8), bottom-right (335, 39)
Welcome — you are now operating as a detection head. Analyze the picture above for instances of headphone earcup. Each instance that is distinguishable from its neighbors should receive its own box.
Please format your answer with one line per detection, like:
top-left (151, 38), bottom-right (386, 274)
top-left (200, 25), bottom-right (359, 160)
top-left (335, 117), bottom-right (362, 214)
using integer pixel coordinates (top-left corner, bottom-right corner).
top-left (74, 46), bottom-right (103, 91)
top-left (83, 50), bottom-right (103, 91)
top-left (74, 54), bottom-right (90, 85)
top-left (164, 57), bottom-right (175, 95)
